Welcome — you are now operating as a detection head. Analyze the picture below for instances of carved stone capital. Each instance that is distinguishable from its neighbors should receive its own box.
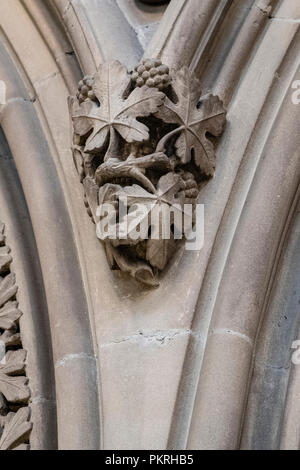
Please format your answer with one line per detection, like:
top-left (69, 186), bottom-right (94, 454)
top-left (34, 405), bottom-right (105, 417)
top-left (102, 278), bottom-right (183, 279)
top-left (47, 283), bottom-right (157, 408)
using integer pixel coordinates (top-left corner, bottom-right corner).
top-left (69, 59), bottom-right (226, 286)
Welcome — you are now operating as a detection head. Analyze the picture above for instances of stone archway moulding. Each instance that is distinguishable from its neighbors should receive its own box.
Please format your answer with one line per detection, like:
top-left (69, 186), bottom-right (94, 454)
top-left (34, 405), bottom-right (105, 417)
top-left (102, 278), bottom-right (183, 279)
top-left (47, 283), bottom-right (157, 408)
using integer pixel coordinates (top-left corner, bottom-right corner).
top-left (0, 0), bottom-right (299, 450)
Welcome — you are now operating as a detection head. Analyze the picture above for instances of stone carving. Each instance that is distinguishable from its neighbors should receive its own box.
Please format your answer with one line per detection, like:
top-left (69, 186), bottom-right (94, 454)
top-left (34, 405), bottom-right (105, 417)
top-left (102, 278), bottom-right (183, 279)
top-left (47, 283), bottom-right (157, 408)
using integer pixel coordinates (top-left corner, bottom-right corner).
top-left (69, 59), bottom-right (226, 286)
top-left (0, 223), bottom-right (31, 450)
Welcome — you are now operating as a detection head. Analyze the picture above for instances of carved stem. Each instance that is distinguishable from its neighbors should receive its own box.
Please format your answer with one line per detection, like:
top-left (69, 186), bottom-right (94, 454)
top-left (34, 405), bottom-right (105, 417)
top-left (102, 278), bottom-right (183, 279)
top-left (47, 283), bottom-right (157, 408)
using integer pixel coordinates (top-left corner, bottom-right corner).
top-left (104, 127), bottom-right (119, 162)
top-left (156, 125), bottom-right (185, 153)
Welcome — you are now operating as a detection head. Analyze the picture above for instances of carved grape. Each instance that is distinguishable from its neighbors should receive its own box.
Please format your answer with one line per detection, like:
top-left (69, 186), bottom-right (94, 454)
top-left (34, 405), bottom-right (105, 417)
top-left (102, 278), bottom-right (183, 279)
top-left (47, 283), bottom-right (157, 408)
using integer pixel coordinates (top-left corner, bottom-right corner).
top-left (132, 59), bottom-right (171, 90)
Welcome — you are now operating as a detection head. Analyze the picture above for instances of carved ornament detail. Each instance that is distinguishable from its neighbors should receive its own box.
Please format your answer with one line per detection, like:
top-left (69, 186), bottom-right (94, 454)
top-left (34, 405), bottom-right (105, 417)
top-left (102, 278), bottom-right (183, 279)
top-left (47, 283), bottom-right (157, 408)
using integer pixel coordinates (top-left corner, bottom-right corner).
top-left (70, 59), bottom-right (226, 286)
top-left (0, 223), bottom-right (31, 450)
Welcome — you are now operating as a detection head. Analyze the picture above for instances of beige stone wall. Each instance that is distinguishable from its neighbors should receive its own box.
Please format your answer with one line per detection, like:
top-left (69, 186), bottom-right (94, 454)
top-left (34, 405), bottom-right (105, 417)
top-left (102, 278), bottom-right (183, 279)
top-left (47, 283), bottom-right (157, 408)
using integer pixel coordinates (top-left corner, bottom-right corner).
top-left (0, 0), bottom-right (299, 450)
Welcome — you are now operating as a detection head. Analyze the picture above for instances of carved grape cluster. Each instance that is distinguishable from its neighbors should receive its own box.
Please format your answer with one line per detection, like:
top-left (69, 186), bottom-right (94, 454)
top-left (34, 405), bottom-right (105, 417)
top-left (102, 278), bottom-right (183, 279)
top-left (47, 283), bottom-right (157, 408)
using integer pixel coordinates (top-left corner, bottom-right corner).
top-left (76, 75), bottom-right (96, 104)
top-left (132, 59), bottom-right (171, 90)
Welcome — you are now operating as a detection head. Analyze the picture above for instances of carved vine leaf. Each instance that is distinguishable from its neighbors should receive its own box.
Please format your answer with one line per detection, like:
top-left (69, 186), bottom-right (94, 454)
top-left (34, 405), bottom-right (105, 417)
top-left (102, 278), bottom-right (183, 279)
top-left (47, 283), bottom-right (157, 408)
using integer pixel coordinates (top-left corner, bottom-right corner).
top-left (115, 184), bottom-right (156, 242)
top-left (156, 67), bottom-right (226, 176)
top-left (0, 408), bottom-right (32, 450)
top-left (110, 173), bottom-right (190, 270)
top-left (146, 173), bottom-right (188, 270)
top-left (0, 350), bottom-right (30, 403)
top-left (0, 273), bottom-right (18, 308)
top-left (71, 61), bottom-right (165, 154)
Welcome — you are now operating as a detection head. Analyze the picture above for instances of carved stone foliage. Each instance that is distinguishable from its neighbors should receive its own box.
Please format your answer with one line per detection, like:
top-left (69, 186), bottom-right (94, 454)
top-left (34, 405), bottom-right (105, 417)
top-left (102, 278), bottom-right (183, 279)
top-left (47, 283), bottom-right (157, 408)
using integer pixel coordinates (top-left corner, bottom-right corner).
top-left (70, 59), bottom-right (226, 286)
top-left (0, 223), bottom-right (31, 450)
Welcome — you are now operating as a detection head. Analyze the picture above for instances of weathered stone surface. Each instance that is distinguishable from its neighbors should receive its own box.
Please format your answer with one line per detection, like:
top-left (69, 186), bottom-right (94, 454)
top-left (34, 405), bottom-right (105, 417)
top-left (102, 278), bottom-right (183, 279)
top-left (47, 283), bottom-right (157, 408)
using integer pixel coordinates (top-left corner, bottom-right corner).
top-left (0, 0), bottom-right (299, 451)
top-left (0, 224), bottom-right (32, 450)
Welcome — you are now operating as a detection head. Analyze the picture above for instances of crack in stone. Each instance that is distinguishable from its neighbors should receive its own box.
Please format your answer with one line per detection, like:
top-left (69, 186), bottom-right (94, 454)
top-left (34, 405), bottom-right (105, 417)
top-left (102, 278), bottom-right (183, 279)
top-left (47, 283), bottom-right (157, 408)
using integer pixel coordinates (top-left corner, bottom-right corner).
top-left (25, 97), bottom-right (36, 103)
top-left (101, 329), bottom-right (192, 348)
top-left (256, 360), bottom-right (291, 372)
top-left (270, 17), bottom-right (300, 23)
top-left (55, 353), bottom-right (95, 368)
top-left (5, 96), bottom-right (37, 106)
top-left (30, 396), bottom-right (56, 406)
top-left (255, 5), bottom-right (300, 22)
top-left (34, 72), bottom-right (60, 87)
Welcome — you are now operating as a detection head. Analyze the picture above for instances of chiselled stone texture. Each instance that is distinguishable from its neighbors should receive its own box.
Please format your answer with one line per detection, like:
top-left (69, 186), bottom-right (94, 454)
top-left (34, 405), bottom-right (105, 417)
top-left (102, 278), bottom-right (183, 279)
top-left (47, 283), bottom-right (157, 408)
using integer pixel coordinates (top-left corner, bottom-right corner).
top-left (0, 223), bottom-right (31, 450)
top-left (70, 60), bottom-right (226, 286)
top-left (0, 0), bottom-right (299, 452)
top-left (140, 1), bottom-right (170, 4)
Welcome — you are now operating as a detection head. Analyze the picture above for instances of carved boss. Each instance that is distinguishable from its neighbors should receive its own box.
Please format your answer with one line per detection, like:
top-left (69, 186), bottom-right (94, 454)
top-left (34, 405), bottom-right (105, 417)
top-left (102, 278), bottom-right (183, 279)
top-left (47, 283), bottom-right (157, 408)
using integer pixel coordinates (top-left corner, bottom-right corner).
top-left (69, 60), bottom-right (226, 286)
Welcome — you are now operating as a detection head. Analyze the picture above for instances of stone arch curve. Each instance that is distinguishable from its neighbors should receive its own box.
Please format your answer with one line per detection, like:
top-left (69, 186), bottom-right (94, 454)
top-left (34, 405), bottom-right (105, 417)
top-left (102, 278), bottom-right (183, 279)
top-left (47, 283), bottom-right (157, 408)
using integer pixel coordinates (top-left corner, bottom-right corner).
top-left (0, 0), bottom-right (299, 450)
